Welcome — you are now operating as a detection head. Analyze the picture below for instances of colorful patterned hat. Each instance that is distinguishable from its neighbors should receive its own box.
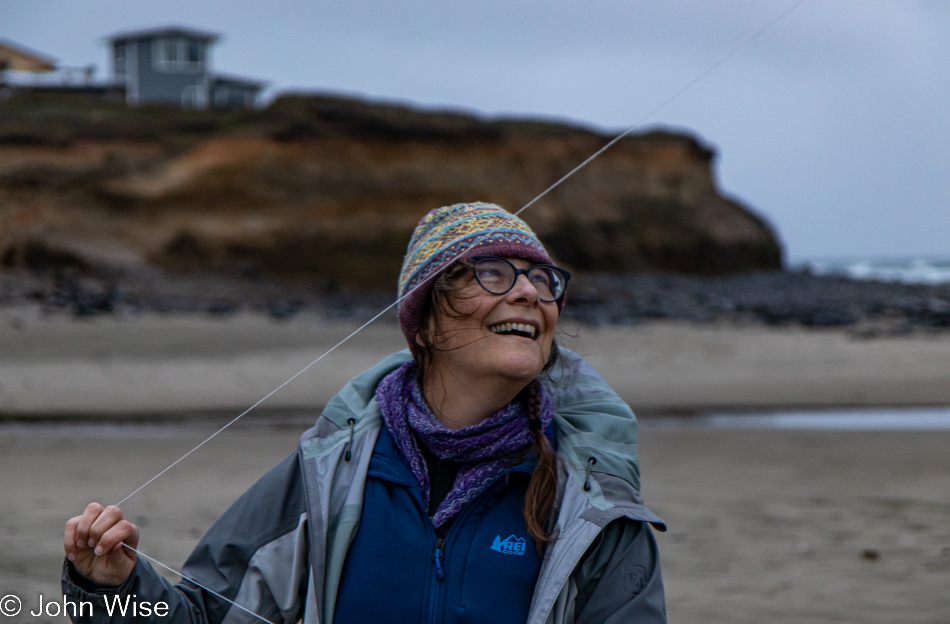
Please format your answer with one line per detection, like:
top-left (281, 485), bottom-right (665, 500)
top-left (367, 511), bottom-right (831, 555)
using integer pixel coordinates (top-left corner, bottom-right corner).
top-left (398, 202), bottom-right (556, 352)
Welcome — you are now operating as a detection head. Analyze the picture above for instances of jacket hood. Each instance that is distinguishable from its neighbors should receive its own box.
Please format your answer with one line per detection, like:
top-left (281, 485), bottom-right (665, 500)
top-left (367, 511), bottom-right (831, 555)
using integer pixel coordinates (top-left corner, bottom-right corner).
top-left (544, 349), bottom-right (641, 492)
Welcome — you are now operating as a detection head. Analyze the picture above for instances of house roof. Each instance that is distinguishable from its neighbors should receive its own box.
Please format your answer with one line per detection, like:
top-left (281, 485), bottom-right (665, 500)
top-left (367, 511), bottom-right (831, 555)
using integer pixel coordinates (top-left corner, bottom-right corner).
top-left (212, 72), bottom-right (268, 89)
top-left (0, 38), bottom-right (57, 72)
top-left (105, 24), bottom-right (221, 44)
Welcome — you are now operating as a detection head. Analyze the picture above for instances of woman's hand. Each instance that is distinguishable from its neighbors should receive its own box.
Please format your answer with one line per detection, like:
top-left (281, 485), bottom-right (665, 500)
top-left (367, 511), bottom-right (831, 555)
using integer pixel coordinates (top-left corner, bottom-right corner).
top-left (64, 502), bottom-right (139, 587)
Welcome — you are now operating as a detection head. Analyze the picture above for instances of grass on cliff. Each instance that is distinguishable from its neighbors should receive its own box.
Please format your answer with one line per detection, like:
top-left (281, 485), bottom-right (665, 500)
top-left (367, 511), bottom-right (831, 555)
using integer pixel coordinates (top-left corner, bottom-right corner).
top-left (0, 91), bottom-right (614, 149)
top-left (0, 93), bottom-right (257, 148)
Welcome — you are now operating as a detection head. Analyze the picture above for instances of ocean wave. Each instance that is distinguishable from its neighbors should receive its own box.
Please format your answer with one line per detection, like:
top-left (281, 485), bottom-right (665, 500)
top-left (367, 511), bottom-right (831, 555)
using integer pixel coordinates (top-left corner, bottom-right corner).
top-left (798, 258), bottom-right (950, 285)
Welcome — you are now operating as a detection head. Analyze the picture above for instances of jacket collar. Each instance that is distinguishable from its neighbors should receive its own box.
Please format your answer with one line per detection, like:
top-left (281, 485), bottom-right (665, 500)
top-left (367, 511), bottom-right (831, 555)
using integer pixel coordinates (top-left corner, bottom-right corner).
top-left (310, 348), bottom-right (644, 512)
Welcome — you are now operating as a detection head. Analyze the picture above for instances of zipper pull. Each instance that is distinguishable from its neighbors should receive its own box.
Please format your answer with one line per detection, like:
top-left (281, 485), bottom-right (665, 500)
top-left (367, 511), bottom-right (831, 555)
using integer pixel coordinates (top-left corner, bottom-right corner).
top-left (433, 537), bottom-right (446, 581)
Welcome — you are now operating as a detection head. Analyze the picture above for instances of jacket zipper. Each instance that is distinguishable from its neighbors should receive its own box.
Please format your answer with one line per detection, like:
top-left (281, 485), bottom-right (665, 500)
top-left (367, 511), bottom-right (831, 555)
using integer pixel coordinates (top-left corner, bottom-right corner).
top-left (424, 466), bottom-right (535, 623)
top-left (427, 533), bottom-right (446, 624)
top-left (425, 477), bottom-right (509, 623)
top-left (433, 537), bottom-right (446, 581)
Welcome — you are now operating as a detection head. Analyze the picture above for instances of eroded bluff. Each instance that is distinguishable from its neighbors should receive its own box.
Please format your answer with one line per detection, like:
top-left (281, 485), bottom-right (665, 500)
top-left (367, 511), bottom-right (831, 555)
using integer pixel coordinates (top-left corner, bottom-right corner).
top-left (0, 94), bottom-right (782, 288)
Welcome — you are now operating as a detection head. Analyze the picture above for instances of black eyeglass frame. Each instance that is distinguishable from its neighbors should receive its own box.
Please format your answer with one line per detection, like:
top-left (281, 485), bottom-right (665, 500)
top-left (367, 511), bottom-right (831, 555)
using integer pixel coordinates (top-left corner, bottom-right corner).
top-left (468, 255), bottom-right (571, 302)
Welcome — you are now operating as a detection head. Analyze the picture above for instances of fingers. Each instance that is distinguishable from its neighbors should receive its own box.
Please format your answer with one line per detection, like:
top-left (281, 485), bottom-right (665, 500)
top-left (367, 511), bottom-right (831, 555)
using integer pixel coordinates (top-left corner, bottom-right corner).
top-left (64, 503), bottom-right (137, 560)
top-left (64, 515), bottom-right (81, 561)
top-left (64, 502), bottom-right (103, 562)
top-left (94, 517), bottom-right (139, 558)
top-left (74, 502), bottom-right (104, 551)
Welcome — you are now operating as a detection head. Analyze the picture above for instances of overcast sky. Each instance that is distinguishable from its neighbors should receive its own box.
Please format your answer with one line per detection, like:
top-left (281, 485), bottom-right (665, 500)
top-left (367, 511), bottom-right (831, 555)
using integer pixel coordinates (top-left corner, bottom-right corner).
top-left (3, 0), bottom-right (947, 263)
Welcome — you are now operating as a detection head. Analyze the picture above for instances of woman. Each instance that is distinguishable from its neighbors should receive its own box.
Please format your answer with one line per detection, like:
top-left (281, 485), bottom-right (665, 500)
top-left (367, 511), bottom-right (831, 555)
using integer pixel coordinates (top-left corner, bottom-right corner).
top-left (63, 202), bottom-right (667, 623)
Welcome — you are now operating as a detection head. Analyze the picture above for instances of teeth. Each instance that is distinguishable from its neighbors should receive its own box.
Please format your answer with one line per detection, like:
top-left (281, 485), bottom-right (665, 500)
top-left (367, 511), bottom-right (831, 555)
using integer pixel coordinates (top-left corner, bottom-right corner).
top-left (489, 322), bottom-right (537, 338)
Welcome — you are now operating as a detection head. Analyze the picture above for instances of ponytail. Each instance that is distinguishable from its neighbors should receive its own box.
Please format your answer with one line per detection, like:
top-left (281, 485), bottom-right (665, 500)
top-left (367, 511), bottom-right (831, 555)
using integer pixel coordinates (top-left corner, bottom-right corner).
top-left (523, 381), bottom-right (558, 553)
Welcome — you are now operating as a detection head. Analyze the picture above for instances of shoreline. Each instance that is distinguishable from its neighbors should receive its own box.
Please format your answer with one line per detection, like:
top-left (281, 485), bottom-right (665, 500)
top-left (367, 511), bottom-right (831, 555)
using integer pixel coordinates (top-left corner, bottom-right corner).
top-left (4, 407), bottom-right (950, 437)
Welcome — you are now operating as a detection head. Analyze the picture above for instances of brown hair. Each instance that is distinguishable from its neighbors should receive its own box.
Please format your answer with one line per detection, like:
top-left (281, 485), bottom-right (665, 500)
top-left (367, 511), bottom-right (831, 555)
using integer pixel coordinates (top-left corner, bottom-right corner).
top-left (413, 262), bottom-right (560, 550)
top-left (521, 380), bottom-right (558, 549)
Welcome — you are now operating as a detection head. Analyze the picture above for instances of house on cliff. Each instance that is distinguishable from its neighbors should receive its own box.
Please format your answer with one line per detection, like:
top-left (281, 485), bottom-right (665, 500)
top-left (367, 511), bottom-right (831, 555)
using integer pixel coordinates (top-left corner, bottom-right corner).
top-left (0, 38), bottom-right (120, 100)
top-left (1, 27), bottom-right (264, 108)
top-left (107, 25), bottom-right (265, 108)
top-left (0, 39), bottom-right (57, 73)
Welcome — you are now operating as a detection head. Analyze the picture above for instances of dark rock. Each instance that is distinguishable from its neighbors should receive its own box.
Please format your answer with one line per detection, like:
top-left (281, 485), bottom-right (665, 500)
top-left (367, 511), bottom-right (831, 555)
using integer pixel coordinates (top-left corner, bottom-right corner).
top-left (206, 300), bottom-right (236, 316)
top-left (561, 271), bottom-right (950, 332)
top-left (861, 548), bottom-right (882, 561)
top-left (267, 300), bottom-right (300, 320)
top-left (3, 265), bottom-right (950, 335)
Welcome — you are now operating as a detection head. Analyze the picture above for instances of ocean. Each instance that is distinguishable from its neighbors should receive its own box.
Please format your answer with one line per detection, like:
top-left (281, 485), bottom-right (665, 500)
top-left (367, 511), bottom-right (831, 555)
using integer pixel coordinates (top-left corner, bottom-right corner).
top-left (5, 407), bottom-right (950, 435)
top-left (795, 257), bottom-right (950, 285)
top-left (643, 407), bottom-right (950, 431)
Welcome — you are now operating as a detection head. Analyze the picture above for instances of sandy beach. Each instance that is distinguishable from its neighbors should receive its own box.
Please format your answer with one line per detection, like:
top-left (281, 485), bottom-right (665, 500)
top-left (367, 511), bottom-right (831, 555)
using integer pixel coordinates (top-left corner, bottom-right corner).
top-left (1, 311), bottom-right (949, 623)
top-left (2, 424), bottom-right (948, 624)
top-left (3, 310), bottom-right (950, 417)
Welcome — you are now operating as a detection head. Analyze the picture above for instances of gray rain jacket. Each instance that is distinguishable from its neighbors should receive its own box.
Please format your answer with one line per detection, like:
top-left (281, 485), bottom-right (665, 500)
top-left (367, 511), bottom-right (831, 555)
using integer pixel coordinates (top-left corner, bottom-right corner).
top-left (63, 348), bottom-right (667, 624)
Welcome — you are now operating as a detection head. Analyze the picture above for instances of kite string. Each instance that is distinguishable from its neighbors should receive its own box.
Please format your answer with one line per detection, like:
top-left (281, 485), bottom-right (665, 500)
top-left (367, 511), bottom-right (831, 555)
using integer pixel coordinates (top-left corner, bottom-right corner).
top-left (113, 296), bottom-right (404, 507)
top-left (513, 0), bottom-right (808, 218)
top-left (99, 1), bottom-right (808, 620)
top-left (119, 543), bottom-right (274, 624)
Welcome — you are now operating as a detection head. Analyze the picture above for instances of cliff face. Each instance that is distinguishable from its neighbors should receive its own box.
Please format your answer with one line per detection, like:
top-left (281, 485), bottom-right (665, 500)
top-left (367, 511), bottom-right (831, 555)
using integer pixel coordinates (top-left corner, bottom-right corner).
top-left (0, 94), bottom-right (782, 288)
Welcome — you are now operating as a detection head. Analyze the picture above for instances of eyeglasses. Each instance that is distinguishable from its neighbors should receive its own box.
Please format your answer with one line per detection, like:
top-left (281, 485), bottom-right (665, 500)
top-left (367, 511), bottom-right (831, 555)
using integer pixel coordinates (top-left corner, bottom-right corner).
top-left (469, 256), bottom-right (571, 302)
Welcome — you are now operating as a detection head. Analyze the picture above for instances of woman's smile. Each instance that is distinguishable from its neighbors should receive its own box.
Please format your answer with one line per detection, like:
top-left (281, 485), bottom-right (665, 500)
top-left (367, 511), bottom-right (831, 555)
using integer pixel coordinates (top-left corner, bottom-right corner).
top-left (487, 320), bottom-right (539, 340)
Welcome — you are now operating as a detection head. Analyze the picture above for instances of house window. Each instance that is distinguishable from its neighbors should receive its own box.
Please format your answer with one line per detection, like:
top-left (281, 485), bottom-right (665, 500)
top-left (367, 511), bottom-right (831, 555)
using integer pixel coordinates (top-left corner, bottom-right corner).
top-left (155, 38), bottom-right (179, 69)
top-left (186, 41), bottom-right (203, 65)
top-left (114, 42), bottom-right (126, 78)
top-left (153, 38), bottom-right (204, 72)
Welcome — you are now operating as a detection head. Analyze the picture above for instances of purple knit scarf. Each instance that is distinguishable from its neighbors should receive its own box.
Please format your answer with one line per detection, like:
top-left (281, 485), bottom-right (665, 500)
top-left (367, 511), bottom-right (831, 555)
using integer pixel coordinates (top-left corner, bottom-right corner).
top-left (376, 362), bottom-right (554, 528)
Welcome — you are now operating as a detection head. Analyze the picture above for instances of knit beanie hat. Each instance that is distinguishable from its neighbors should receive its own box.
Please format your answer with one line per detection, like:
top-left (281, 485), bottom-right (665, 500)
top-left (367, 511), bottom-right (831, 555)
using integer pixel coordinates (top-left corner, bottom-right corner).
top-left (397, 202), bottom-right (557, 352)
